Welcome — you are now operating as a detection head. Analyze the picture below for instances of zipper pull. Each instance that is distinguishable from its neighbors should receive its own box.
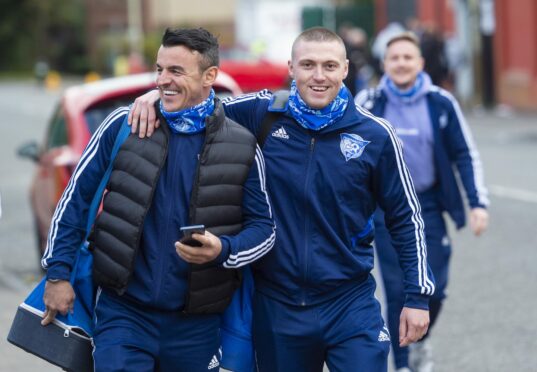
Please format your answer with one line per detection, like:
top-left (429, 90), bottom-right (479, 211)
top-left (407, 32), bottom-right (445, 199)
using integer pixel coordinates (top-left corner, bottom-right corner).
top-left (64, 329), bottom-right (70, 338)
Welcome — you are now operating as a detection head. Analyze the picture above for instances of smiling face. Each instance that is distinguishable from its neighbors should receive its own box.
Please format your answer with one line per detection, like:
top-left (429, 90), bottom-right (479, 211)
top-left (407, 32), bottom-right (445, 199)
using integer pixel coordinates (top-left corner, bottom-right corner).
top-left (288, 39), bottom-right (348, 109)
top-left (383, 39), bottom-right (424, 90)
top-left (155, 45), bottom-right (217, 112)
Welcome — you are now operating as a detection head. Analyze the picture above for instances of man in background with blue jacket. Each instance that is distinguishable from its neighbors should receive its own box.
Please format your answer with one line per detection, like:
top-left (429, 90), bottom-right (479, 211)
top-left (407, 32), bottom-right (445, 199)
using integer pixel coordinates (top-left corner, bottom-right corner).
top-left (40, 28), bottom-right (275, 371)
top-left (130, 27), bottom-right (435, 372)
top-left (356, 32), bottom-right (489, 372)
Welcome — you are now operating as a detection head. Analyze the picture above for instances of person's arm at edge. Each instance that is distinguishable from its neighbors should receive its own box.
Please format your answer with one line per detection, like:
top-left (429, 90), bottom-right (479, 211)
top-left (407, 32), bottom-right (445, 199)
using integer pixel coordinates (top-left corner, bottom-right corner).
top-left (41, 108), bottom-right (127, 325)
top-left (217, 146), bottom-right (275, 268)
top-left (441, 92), bottom-right (489, 236)
top-left (372, 119), bottom-right (434, 346)
top-left (128, 89), bottom-right (160, 137)
top-left (128, 89), bottom-right (274, 138)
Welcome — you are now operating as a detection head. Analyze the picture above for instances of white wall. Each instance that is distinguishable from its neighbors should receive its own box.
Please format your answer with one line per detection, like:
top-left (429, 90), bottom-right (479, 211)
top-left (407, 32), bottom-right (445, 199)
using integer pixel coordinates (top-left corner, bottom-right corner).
top-left (236, 0), bottom-right (330, 63)
top-left (150, 0), bottom-right (237, 25)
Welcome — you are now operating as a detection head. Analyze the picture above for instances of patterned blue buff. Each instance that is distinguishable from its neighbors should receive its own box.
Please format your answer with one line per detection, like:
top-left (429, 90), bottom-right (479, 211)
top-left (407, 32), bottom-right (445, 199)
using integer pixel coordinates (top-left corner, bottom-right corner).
top-left (159, 89), bottom-right (215, 134)
top-left (288, 80), bottom-right (348, 131)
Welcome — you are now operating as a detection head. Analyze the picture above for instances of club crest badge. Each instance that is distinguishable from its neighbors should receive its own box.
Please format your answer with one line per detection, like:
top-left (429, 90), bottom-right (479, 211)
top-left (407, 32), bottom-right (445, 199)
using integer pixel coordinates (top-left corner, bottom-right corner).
top-left (340, 133), bottom-right (370, 162)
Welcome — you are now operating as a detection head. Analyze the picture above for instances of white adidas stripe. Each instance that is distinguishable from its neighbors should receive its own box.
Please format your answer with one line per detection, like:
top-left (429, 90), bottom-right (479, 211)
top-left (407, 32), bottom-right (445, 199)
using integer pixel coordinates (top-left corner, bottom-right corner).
top-left (207, 354), bottom-right (219, 369)
top-left (375, 115), bottom-right (433, 295)
top-left (354, 89), bottom-right (369, 105)
top-left (42, 107), bottom-right (129, 267)
top-left (44, 107), bottom-right (128, 265)
top-left (224, 230), bottom-right (276, 268)
top-left (354, 105), bottom-right (429, 292)
top-left (222, 89), bottom-right (272, 106)
top-left (221, 91), bottom-right (257, 105)
top-left (255, 147), bottom-right (272, 219)
top-left (276, 128), bottom-right (282, 134)
top-left (435, 87), bottom-right (489, 207)
top-left (223, 148), bottom-right (275, 268)
top-left (356, 104), bottom-right (435, 295)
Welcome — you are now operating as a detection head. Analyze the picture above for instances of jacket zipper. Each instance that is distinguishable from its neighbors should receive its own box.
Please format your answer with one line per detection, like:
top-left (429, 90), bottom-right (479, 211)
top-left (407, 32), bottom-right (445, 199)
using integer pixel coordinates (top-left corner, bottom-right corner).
top-left (301, 136), bottom-right (316, 306)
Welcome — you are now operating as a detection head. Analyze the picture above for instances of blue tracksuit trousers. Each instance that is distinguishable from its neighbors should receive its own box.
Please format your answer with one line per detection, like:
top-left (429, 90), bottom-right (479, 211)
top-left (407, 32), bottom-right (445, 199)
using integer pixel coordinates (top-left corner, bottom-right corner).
top-left (92, 290), bottom-right (221, 372)
top-left (252, 275), bottom-right (390, 372)
top-left (374, 188), bottom-right (451, 369)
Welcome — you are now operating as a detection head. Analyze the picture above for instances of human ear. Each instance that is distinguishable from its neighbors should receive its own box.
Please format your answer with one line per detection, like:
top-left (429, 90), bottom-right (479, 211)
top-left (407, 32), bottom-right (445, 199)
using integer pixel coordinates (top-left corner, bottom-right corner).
top-left (343, 59), bottom-right (349, 79)
top-left (418, 57), bottom-right (425, 71)
top-left (287, 60), bottom-right (294, 79)
top-left (203, 66), bottom-right (218, 87)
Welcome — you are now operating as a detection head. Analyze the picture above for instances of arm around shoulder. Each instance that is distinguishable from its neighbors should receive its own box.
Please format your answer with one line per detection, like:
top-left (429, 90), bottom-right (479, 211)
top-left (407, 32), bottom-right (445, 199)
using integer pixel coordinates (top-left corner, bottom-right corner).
top-left (128, 89), bottom-right (160, 137)
top-left (220, 147), bottom-right (275, 269)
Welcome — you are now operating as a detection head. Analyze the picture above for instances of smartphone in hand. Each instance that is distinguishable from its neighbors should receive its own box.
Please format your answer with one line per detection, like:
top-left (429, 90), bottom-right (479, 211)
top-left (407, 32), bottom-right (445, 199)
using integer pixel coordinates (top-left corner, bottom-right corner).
top-left (180, 225), bottom-right (205, 247)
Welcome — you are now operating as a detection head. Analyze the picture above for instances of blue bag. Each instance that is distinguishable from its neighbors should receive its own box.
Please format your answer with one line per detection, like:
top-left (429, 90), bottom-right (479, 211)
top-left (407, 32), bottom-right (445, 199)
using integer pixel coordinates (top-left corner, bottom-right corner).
top-left (7, 119), bottom-right (131, 371)
top-left (220, 266), bottom-right (256, 372)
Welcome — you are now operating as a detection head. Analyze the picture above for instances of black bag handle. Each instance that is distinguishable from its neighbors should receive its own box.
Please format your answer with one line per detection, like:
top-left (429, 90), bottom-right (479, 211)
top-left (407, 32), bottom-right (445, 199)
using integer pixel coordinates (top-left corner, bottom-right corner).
top-left (257, 90), bottom-right (289, 147)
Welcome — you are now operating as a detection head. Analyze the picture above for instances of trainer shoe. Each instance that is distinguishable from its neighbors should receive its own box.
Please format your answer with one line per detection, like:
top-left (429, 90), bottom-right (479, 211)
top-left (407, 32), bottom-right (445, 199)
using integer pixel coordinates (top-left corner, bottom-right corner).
top-left (396, 368), bottom-right (412, 372)
top-left (409, 339), bottom-right (434, 372)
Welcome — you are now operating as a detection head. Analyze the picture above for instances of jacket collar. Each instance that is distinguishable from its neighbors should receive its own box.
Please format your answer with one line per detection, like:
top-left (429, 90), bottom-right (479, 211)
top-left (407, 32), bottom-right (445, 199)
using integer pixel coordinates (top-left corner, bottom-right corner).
top-left (205, 97), bottom-right (225, 135)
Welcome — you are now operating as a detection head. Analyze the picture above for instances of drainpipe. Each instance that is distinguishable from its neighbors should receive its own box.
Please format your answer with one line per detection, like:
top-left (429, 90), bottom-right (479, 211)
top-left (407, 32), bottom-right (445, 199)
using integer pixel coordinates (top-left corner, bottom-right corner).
top-left (479, 0), bottom-right (496, 109)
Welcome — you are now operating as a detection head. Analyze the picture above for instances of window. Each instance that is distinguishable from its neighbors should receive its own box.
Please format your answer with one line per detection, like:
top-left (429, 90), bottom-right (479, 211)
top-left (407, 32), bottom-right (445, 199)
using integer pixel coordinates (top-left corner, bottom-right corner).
top-left (46, 106), bottom-right (68, 149)
top-left (83, 88), bottom-right (234, 134)
top-left (84, 93), bottom-right (144, 134)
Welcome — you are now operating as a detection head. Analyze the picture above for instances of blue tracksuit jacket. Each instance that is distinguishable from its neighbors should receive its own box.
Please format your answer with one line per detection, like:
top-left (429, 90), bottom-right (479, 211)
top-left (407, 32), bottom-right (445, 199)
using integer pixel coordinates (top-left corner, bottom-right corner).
top-left (223, 89), bottom-right (435, 309)
top-left (355, 86), bottom-right (489, 228)
top-left (41, 106), bottom-right (275, 310)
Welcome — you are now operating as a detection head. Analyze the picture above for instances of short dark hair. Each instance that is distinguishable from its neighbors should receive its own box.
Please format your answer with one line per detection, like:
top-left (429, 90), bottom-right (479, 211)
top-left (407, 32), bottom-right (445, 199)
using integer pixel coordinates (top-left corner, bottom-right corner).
top-left (292, 27), bottom-right (345, 59)
top-left (161, 27), bottom-right (219, 70)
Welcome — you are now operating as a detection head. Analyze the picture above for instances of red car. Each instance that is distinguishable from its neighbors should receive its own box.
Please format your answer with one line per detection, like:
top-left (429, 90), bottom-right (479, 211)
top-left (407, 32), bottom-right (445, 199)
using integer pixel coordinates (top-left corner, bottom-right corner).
top-left (18, 72), bottom-right (242, 256)
top-left (220, 53), bottom-right (289, 92)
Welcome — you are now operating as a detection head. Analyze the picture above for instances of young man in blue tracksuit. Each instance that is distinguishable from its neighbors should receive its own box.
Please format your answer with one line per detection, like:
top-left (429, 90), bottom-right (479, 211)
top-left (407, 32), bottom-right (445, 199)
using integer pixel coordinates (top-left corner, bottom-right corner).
top-left (130, 27), bottom-right (435, 372)
top-left (40, 28), bottom-right (275, 372)
top-left (355, 32), bottom-right (489, 372)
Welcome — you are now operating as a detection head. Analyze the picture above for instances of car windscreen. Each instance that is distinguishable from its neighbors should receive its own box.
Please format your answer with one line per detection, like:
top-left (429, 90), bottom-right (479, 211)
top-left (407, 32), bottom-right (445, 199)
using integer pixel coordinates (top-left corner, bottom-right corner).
top-left (84, 93), bottom-right (144, 134)
top-left (84, 88), bottom-right (234, 134)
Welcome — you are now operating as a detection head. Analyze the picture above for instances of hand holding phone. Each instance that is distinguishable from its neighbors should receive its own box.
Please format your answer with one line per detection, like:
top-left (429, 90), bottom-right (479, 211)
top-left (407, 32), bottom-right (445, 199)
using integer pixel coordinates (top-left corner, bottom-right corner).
top-left (180, 225), bottom-right (205, 247)
top-left (176, 226), bottom-right (222, 264)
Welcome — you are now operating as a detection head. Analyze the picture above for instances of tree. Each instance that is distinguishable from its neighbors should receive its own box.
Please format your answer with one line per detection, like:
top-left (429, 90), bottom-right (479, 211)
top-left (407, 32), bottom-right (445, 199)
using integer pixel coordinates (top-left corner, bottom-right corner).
top-left (0, 0), bottom-right (88, 74)
top-left (0, 0), bottom-right (41, 71)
